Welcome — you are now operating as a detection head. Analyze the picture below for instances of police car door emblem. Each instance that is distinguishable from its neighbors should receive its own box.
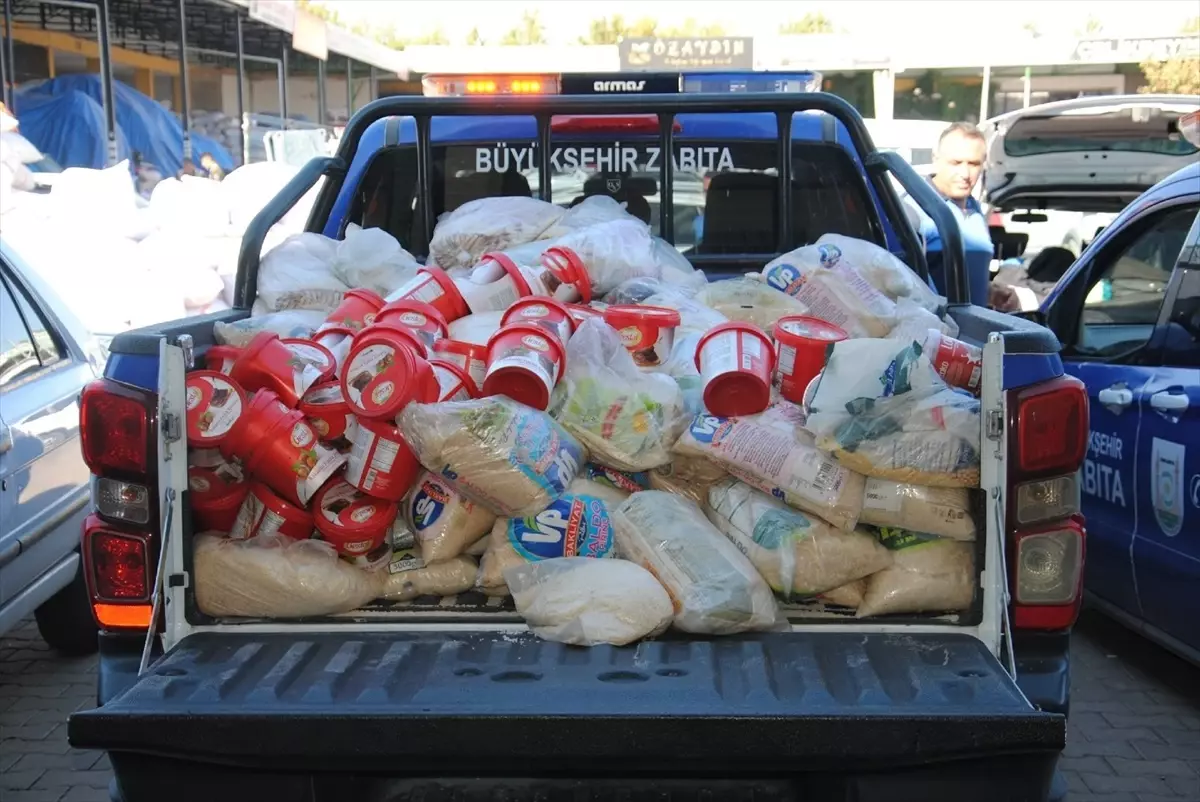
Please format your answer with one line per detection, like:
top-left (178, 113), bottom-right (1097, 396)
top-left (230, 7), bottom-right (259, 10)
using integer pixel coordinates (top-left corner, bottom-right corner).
top-left (1151, 437), bottom-right (1185, 536)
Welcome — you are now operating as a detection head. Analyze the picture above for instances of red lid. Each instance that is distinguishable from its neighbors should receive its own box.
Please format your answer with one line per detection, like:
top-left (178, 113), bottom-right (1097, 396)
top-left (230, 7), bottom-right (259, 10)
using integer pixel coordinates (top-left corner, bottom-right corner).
top-left (341, 327), bottom-right (439, 419)
top-left (694, 322), bottom-right (776, 418)
top-left (355, 321), bottom-right (427, 359)
top-left (205, 345), bottom-right (241, 372)
top-left (299, 380), bottom-right (348, 410)
top-left (280, 338), bottom-right (337, 384)
top-left (188, 465), bottom-right (246, 505)
top-left (343, 288), bottom-right (386, 311)
top-left (185, 371), bottom-right (247, 447)
top-left (480, 252), bottom-right (533, 298)
top-left (773, 315), bottom-right (848, 347)
top-left (603, 304), bottom-right (682, 329)
top-left (377, 298), bottom-right (450, 340)
top-left (693, 321), bottom-right (776, 374)
top-left (432, 337), bottom-right (488, 362)
top-left (483, 323), bottom-right (568, 411)
top-left (540, 246), bottom-right (592, 304)
top-left (417, 265), bottom-right (471, 320)
top-left (237, 330), bottom-right (283, 367)
top-left (567, 303), bottom-right (602, 323)
top-left (501, 297), bottom-right (576, 336)
top-left (312, 477), bottom-right (397, 556)
top-left (430, 358), bottom-right (480, 398)
top-left (316, 324), bottom-right (355, 341)
top-left (249, 481), bottom-right (314, 529)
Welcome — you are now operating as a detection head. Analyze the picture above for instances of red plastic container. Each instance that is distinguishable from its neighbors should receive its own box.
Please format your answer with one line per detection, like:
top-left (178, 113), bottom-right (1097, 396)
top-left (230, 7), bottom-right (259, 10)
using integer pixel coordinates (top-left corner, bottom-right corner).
top-left (280, 338), bottom-right (337, 385)
top-left (432, 338), bottom-right (488, 393)
top-left (205, 345), bottom-right (241, 375)
top-left (188, 464), bottom-right (249, 533)
top-left (312, 478), bottom-right (398, 560)
top-left (694, 322), bottom-right (776, 417)
top-left (501, 297), bottom-right (575, 346)
top-left (604, 305), bottom-right (681, 369)
top-left (386, 266), bottom-right (469, 322)
top-left (185, 371), bottom-right (247, 450)
top-left (454, 252), bottom-right (534, 314)
top-left (772, 316), bottom-right (848, 404)
top-left (344, 417), bottom-right (422, 502)
top-left (228, 481), bottom-right (315, 541)
top-left (923, 330), bottom-right (983, 394)
top-left (375, 299), bottom-right (450, 350)
top-left (321, 288), bottom-right (385, 332)
top-left (539, 246), bottom-right (592, 303)
top-left (340, 324), bottom-right (439, 419)
top-left (482, 323), bottom-right (567, 411)
top-left (298, 381), bottom-right (358, 445)
top-left (187, 447), bottom-right (225, 468)
top-left (241, 408), bottom-right (347, 507)
top-left (222, 388), bottom-right (290, 460)
top-left (567, 304), bottom-right (603, 326)
top-left (431, 359), bottom-right (479, 401)
top-left (230, 331), bottom-right (323, 408)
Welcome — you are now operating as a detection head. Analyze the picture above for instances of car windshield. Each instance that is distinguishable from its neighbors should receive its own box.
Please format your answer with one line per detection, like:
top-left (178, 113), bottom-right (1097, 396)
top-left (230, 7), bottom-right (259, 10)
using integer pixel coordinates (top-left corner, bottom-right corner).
top-left (1003, 107), bottom-right (1199, 158)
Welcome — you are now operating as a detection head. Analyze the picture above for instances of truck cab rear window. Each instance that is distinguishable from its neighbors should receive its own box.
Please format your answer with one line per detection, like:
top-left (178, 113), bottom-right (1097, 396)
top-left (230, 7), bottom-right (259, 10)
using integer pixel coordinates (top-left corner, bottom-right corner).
top-left (350, 140), bottom-right (876, 257)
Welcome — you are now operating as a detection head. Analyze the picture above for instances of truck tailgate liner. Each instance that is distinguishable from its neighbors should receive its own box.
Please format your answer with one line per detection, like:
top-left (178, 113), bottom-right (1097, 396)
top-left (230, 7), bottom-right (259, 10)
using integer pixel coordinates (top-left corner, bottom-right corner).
top-left (71, 631), bottom-right (1062, 770)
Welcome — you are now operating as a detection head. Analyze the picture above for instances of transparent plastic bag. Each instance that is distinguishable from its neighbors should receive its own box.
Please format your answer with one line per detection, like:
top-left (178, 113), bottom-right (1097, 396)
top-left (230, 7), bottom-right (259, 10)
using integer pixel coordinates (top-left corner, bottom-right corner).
top-left (430, 196), bottom-right (565, 269)
top-left (613, 491), bottom-right (784, 635)
top-left (857, 529), bottom-right (976, 617)
top-left (859, 479), bottom-right (977, 540)
top-left (761, 243), bottom-right (897, 338)
top-left (506, 557), bottom-right (673, 646)
top-left (818, 579), bottom-right (867, 609)
top-left (257, 232), bottom-right (346, 312)
top-left (334, 224), bottom-right (421, 296)
top-left (649, 454), bottom-right (728, 506)
top-left (550, 318), bottom-right (686, 472)
top-left (540, 195), bottom-right (641, 239)
top-left (888, 298), bottom-right (959, 342)
top-left (695, 276), bottom-right (808, 333)
top-left (405, 471), bottom-right (497, 564)
top-left (213, 309), bottom-right (327, 347)
top-left (705, 477), bottom-right (893, 598)
top-left (553, 219), bottom-right (697, 296)
top-left (193, 532), bottom-right (382, 618)
top-left (397, 397), bottom-right (586, 518)
top-left (674, 414), bottom-right (865, 532)
top-left (379, 555), bottom-right (477, 601)
top-left (815, 234), bottom-right (944, 314)
top-left (568, 476), bottom-right (632, 509)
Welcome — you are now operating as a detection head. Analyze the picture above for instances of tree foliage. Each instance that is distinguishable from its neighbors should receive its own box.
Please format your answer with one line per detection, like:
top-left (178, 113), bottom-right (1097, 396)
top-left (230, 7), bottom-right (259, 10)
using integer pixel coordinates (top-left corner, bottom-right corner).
top-left (658, 18), bottom-right (728, 38)
top-left (1137, 16), bottom-right (1200, 95)
top-left (465, 27), bottom-right (486, 46)
top-left (578, 15), bottom-right (660, 45)
top-left (779, 13), bottom-right (835, 35)
top-left (501, 11), bottom-right (547, 46)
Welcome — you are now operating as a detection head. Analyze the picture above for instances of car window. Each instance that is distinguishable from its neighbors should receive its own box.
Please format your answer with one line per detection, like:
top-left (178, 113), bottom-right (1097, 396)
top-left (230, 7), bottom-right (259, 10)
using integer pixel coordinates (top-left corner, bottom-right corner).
top-left (0, 271), bottom-right (63, 387)
top-left (1076, 205), bottom-right (1197, 358)
top-left (1160, 267), bottom-right (1200, 367)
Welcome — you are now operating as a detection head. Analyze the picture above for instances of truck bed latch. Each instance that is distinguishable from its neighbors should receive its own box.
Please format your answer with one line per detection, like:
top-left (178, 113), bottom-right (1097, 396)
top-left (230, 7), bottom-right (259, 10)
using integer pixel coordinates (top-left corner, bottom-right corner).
top-left (985, 410), bottom-right (1004, 441)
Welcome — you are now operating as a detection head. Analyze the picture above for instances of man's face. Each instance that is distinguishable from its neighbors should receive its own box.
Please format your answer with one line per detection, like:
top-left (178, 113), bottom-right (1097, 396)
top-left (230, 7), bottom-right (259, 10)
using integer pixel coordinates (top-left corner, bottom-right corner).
top-left (932, 131), bottom-right (986, 202)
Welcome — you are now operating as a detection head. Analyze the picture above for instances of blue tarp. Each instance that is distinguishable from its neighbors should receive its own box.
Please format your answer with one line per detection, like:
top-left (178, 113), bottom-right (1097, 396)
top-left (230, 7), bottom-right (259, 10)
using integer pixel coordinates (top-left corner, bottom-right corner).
top-left (14, 74), bottom-right (234, 175)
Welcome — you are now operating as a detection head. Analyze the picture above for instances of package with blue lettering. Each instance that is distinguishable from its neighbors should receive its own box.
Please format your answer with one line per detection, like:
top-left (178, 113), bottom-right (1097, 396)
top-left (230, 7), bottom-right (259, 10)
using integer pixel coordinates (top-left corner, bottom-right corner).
top-left (403, 471), bottom-right (497, 563)
top-left (396, 396), bottom-right (585, 519)
top-left (476, 493), bottom-right (616, 595)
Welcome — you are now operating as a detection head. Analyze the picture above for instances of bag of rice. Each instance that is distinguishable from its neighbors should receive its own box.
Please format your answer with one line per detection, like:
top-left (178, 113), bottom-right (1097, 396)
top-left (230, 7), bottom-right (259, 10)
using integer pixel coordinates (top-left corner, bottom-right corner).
top-left (674, 414), bottom-right (865, 531)
top-left (818, 579), bottom-right (867, 609)
top-left (569, 476), bottom-right (633, 509)
top-left (815, 233), bottom-right (944, 315)
top-left (859, 479), bottom-right (977, 540)
top-left (695, 275), bottom-right (808, 333)
top-left (613, 491), bottom-right (783, 634)
top-left (380, 555), bottom-right (477, 601)
top-left (857, 528), bottom-right (976, 618)
top-left (649, 454), bottom-right (727, 506)
top-left (429, 197), bottom-right (566, 269)
top-left (506, 557), bottom-right (673, 646)
top-left (760, 242), bottom-right (898, 338)
top-left (397, 397), bottom-right (586, 518)
top-left (476, 493), bottom-right (616, 595)
top-left (405, 471), bottom-right (497, 563)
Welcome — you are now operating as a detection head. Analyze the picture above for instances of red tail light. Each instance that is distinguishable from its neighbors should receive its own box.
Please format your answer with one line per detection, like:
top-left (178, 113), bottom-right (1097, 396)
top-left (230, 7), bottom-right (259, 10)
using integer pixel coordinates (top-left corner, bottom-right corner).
top-left (80, 378), bottom-right (156, 477)
top-left (551, 115), bottom-right (683, 134)
top-left (1013, 375), bottom-right (1088, 475)
top-left (82, 514), bottom-right (155, 630)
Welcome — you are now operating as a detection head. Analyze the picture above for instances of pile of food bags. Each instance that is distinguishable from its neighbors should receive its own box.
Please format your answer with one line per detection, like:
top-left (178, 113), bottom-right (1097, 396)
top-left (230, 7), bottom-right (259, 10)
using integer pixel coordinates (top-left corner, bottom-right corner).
top-left (189, 194), bottom-right (986, 645)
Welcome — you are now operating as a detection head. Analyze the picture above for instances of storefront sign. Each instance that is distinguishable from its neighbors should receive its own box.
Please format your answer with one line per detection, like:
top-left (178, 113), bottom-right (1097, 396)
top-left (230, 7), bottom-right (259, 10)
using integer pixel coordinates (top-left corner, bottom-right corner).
top-left (248, 0), bottom-right (296, 33)
top-left (1073, 36), bottom-right (1200, 63)
top-left (292, 8), bottom-right (329, 61)
top-left (619, 37), bottom-right (754, 71)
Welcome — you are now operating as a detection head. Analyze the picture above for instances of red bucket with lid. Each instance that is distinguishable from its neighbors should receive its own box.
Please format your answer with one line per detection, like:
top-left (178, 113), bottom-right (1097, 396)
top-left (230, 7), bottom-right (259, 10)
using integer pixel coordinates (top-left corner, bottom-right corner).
top-left (386, 266), bottom-right (469, 322)
top-left (432, 338), bottom-right (487, 392)
top-left (230, 331), bottom-right (324, 408)
top-left (694, 322), bottom-right (776, 417)
top-left (375, 299), bottom-right (449, 351)
top-left (280, 338), bottom-right (337, 385)
top-left (501, 297), bottom-right (575, 345)
top-left (482, 323), bottom-right (567, 411)
top-left (312, 478), bottom-right (398, 559)
top-left (242, 409), bottom-right (348, 507)
top-left (185, 371), bottom-right (247, 450)
top-left (205, 345), bottom-right (241, 375)
top-left (539, 246), bottom-right (592, 304)
top-left (772, 315), bottom-right (847, 405)
top-left (345, 417), bottom-right (422, 502)
top-left (229, 481), bottom-right (314, 541)
top-left (431, 359), bottom-right (479, 401)
top-left (567, 303), bottom-right (603, 326)
top-left (923, 330), bottom-right (983, 394)
top-left (188, 464), bottom-right (249, 533)
top-left (454, 252), bottom-right (534, 314)
top-left (604, 305), bottom-right (681, 369)
top-left (188, 447), bottom-right (225, 468)
top-left (299, 381), bottom-right (358, 445)
top-left (340, 325), bottom-right (439, 420)
top-left (223, 388), bottom-right (291, 460)
top-left (322, 288), bottom-right (385, 332)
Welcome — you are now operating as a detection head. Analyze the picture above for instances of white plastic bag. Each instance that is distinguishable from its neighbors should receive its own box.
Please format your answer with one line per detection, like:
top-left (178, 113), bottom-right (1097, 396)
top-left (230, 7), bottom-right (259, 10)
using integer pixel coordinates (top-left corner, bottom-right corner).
top-left (695, 276), bottom-right (808, 333)
top-left (333, 224), bottom-right (421, 296)
top-left (613, 491), bottom-right (783, 635)
top-left (857, 528), bottom-right (976, 617)
top-left (430, 197), bottom-right (565, 269)
top-left (553, 219), bottom-right (700, 296)
top-left (213, 309), bottom-right (327, 347)
top-left (550, 318), bottom-right (686, 472)
top-left (859, 479), bottom-right (977, 540)
top-left (507, 557), bottom-right (673, 646)
top-left (257, 232), bottom-right (346, 312)
top-left (540, 195), bottom-right (641, 238)
top-left (815, 234), bottom-right (944, 314)
top-left (404, 471), bottom-right (497, 563)
top-left (761, 242), bottom-right (897, 338)
top-left (888, 298), bottom-right (959, 342)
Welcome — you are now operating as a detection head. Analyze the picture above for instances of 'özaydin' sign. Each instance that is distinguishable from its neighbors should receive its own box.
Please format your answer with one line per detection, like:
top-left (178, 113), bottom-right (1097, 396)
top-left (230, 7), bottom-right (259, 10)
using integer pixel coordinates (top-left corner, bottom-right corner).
top-left (619, 37), bottom-right (754, 70)
top-left (473, 144), bottom-right (740, 174)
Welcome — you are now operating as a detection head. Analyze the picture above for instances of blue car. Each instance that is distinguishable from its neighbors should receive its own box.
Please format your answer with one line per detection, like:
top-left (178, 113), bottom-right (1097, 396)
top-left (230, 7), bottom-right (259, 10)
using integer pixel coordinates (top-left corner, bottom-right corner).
top-left (987, 98), bottom-right (1200, 663)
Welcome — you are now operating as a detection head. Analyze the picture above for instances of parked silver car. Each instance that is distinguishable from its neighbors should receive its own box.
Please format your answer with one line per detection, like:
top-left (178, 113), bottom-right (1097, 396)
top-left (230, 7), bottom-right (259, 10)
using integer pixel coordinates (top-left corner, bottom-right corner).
top-left (0, 236), bottom-right (104, 654)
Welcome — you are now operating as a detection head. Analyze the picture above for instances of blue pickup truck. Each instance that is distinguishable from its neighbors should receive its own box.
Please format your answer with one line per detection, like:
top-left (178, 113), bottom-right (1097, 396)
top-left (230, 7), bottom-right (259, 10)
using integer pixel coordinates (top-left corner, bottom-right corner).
top-left (69, 73), bottom-right (1087, 802)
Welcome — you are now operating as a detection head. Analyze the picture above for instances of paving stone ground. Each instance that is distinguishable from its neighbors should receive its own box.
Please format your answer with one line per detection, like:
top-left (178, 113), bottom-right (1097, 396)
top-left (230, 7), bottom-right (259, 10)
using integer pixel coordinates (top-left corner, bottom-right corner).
top-left (0, 608), bottom-right (1197, 802)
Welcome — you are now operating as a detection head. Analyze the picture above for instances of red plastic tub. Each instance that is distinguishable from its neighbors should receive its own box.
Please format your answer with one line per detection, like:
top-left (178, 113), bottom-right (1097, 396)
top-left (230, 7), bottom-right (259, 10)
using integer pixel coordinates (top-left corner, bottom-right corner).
top-left (694, 322), bottom-right (776, 417)
top-left (567, 304), bottom-right (603, 326)
top-left (386, 266), bottom-right (469, 322)
top-left (604, 305), bottom-right (681, 369)
top-left (241, 408), bottom-right (347, 507)
top-left (321, 288), bottom-right (385, 332)
top-left (312, 478), bottom-right (398, 561)
top-left (222, 388), bottom-right (291, 460)
top-left (187, 447), bottom-right (225, 468)
top-left (298, 381), bottom-right (358, 445)
top-left (501, 297), bottom-right (575, 345)
top-left (431, 338), bottom-right (488, 393)
top-left (230, 331), bottom-right (324, 408)
top-left (280, 338), bottom-right (337, 385)
top-left (772, 316), bottom-right (847, 404)
top-left (539, 246), bottom-right (592, 304)
top-left (185, 371), bottom-right (247, 450)
top-left (314, 325), bottom-right (354, 373)
top-left (205, 345), bottom-right (241, 375)
top-left (431, 359), bottom-right (479, 401)
top-left (188, 464), bottom-right (249, 534)
top-left (340, 324), bottom-right (440, 419)
top-left (228, 481), bottom-right (315, 541)
top-left (375, 299), bottom-right (450, 350)
top-left (482, 323), bottom-right (567, 411)
top-left (453, 252), bottom-right (534, 314)
top-left (344, 417), bottom-right (422, 502)
top-left (923, 330), bottom-right (983, 394)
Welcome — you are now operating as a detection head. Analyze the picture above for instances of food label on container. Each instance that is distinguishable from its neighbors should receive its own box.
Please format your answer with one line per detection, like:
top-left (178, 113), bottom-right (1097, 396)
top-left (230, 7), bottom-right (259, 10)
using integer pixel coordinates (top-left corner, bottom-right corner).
top-left (409, 476), bottom-right (451, 534)
top-left (431, 364), bottom-right (472, 401)
top-left (390, 271), bottom-right (444, 306)
top-left (507, 494), bottom-right (614, 561)
top-left (346, 424), bottom-right (404, 493)
top-left (303, 382), bottom-right (344, 405)
top-left (284, 342), bottom-right (331, 396)
top-left (927, 332), bottom-right (983, 392)
top-left (490, 340), bottom-right (558, 390)
top-left (229, 491), bottom-right (264, 539)
top-left (776, 343), bottom-right (797, 377)
top-left (319, 480), bottom-right (377, 527)
top-left (438, 351), bottom-right (487, 392)
top-left (458, 274), bottom-right (522, 314)
top-left (386, 520), bottom-right (426, 573)
top-left (343, 344), bottom-right (399, 410)
top-left (700, 330), bottom-right (764, 385)
top-left (185, 374), bottom-right (242, 443)
top-left (863, 478), bottom-right (903, 513)
top-left (289, 423), bottom-right (347, 505)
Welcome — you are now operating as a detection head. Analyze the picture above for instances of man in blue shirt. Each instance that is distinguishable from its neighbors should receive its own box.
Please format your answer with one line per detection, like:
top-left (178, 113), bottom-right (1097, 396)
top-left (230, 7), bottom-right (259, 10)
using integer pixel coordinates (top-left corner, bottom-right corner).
top-left (903, 122), bottom-right (999, 307)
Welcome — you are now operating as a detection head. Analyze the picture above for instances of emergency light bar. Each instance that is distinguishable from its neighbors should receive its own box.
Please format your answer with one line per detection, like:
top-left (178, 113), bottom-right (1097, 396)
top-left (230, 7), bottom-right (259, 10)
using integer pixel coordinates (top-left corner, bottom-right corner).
top-left (422, 72), bottom-right (824, 97)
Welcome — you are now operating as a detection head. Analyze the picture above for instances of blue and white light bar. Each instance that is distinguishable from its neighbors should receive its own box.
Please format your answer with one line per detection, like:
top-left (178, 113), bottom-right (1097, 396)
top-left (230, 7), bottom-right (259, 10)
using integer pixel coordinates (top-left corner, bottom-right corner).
top-left (423, 71), bottom-right (824, 97)
top-left (681, 71), bottom-right (823, 94)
